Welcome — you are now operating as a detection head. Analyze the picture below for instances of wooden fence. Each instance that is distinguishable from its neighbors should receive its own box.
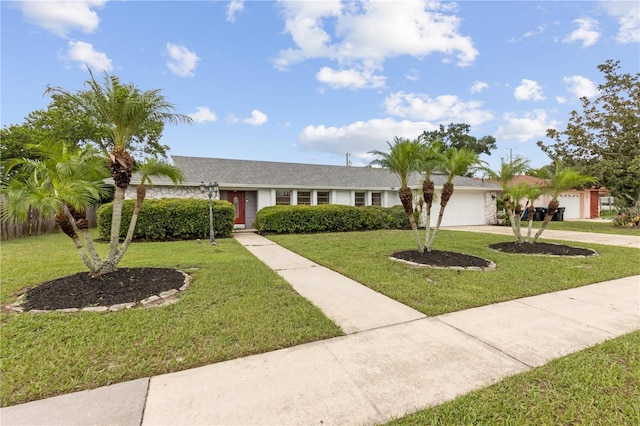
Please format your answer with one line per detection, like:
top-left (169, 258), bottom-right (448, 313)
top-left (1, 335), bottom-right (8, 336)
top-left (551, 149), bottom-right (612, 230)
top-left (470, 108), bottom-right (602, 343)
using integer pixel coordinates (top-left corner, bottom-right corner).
top-left (1, 206), bottom-right (97, 241)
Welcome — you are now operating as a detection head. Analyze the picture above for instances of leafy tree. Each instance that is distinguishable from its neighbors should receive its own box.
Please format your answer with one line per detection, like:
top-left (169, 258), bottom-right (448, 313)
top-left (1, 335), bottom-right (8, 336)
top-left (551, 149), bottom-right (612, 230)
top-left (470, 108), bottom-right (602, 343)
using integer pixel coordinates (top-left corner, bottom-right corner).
top-left (45, 70), bottom-right (192, 275)
top-left (537, 60), bottom-right (640, 207)
top-left (420, 123), bottom-right (497, 157)
top-left (424, 147), bottom-right (480, 251)
top-left (369, 137), bottom-right (424, 252)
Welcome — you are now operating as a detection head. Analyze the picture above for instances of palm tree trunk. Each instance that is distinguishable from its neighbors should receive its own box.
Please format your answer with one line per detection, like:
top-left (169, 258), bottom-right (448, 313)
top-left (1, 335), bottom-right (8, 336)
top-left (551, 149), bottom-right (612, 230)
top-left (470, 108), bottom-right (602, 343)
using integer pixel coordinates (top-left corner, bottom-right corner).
top-left (426, 182), bottom-right (453, 251)
top-left (503, 199), bottom-right (522, 243)
top-left (67, 205), bottom-right (102, 265)
top-left (533, 199), bottom-right (559, 243)
top-left (526, 205), bottom-right (535, 243)
top-left (55, 211), bottom-right (95, 271)
top-left (399, 186), bottom-right (423, 253)
top-left (422, 179), bottom-right (434, 250)
top-left (114, 185), bottom-right (146, 266)
top-left (103, 185), bottom-right (126, 275)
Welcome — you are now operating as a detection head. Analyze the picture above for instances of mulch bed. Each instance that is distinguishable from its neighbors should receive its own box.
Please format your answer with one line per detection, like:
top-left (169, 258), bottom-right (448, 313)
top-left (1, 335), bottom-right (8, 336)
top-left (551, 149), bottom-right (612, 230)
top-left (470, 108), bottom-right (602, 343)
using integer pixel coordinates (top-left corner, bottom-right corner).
top-left (22, 268), bottom-right (186, 311)
top-left (489, 242), bottom-right (596, 256)
top-left (391, 250), bottom-right (492, 268)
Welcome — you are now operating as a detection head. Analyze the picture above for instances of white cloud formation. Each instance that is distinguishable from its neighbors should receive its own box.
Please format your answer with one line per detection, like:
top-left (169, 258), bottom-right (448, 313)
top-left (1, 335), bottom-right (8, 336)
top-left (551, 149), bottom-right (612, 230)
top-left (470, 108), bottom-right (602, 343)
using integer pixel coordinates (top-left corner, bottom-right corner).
top-left (166, 43), bottom-right (200, 77)
top-left (316, 66), bottom-right (386, 89)
top-left (226, 0), bottom-right (244, 23)
top-left (275, 0), bottom-right (478, 90)
top-left (495, 110), bottom-right (558, 142)
top-left (514, 79), bottom-right (545, 101)
top-left (188, 107), bottom-right (218, 123)
top-left (19, 0), bottom-right (106, 37)
top-left (384, 92), bottom-right (493, 126)
top-left (236, 109), bottom-right (268, 126)
top-left (556, 96), bottom-right (567, 104)
top-left (563, 75), bottom-right (598, 99)
top-left (601, 1), bottom-right (640, 43)
top-left (65, 40), bottom-right (112, 72)
top-left (564, 18), bottom-right (600, 47)
top-left (298, 118), bottom-right (436, 158)
top-left (470, 81), bottom-right (489, 93)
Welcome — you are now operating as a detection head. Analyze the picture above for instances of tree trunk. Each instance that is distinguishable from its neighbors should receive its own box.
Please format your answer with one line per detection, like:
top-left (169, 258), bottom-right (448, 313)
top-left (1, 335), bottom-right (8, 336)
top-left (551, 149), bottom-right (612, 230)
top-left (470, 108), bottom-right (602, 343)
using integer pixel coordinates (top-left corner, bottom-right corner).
top-left (399, 186), bottom-right (423, 253)
top-left (422, 180), bottom-right (434, 249)
top-left (503, 199), bottom-right (522, 243)
top-left (533, 198), bottom-right (559, 243)
top-left (526, 205), bottom-right (535, 243)
top-left (426, 182), bottom-right (454, 251)
top-left (114, 185), bottom-right (146, 266)
top-left (55, 211), bottom-right (95, 271)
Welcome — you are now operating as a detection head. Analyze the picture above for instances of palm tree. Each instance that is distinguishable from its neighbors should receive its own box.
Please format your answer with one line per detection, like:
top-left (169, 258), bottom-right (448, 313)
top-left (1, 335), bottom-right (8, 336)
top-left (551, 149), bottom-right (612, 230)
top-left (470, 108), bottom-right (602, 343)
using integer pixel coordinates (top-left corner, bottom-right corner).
top-left (1, 142), bottom-right (110, 271)
top-left (501, 181), bottom-right (543, 243)
top-left (369, 137), bottom-right (423, 252)
top-left (481, 157), bottom-right (531, 242)
top-left (425, 147), bottom-right (479, 251)
top-left (113, 159), bottom-right (184, 266)
top-left (46, 70), bottom-right (192, 275)
top-left (417, 139), bottom-right (445, 249)
top-left (532, 162), bottom-right (596, 242)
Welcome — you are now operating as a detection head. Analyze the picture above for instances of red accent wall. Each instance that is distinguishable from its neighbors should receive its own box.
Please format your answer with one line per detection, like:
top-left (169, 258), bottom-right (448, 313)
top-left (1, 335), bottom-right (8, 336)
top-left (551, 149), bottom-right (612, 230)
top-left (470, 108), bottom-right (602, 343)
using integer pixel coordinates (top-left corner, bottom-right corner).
top-left (590, 190), bottom-right (599, 218)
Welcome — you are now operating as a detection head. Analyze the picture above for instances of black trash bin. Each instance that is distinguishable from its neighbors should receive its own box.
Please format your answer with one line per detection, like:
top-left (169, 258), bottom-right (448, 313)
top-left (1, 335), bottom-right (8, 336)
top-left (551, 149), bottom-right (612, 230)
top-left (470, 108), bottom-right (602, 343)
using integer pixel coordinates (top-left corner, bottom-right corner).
top-left (552, 207), bottom-right (566, 222)
top-left (534, 207), bottom-right (547, 221)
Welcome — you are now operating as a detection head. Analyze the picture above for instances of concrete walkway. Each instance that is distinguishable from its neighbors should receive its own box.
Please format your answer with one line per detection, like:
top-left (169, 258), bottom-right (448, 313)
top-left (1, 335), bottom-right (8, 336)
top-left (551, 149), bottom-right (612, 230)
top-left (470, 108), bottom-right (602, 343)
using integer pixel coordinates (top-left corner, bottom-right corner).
top-left (2, 231), bottom-right (639, 425)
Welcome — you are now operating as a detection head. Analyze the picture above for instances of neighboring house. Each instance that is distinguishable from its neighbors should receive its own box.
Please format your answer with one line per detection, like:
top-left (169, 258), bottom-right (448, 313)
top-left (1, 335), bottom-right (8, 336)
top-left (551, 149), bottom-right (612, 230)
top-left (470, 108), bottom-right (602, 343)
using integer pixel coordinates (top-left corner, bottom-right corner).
top-left (126, 156), bottom-right (502, 229)
top-left (501, 175), bottom-right (601, 220)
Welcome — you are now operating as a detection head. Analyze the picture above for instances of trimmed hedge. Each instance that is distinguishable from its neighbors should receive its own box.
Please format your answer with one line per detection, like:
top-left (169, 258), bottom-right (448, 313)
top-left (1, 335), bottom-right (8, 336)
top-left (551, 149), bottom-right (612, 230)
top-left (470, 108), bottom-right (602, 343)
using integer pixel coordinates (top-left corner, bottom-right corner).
top-left (97, 198), bottom-right (235, 241)
top-left (254, 204), bottom-right (410, 234)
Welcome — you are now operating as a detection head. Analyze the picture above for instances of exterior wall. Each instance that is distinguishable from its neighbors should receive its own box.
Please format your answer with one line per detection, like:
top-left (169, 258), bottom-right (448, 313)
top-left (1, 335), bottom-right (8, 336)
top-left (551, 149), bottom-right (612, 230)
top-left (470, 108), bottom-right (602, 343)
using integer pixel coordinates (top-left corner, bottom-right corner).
top-left (484, 191), bottom-right (499, 225)
top-left (129, 185), bottom-right (492, 227)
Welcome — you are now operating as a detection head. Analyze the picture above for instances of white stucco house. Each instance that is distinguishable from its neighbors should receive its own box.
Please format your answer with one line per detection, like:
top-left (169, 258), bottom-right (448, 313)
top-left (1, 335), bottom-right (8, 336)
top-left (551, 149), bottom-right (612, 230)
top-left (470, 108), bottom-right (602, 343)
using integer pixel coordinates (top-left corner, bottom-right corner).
top-left (126, 156), bottom-right (502, 229)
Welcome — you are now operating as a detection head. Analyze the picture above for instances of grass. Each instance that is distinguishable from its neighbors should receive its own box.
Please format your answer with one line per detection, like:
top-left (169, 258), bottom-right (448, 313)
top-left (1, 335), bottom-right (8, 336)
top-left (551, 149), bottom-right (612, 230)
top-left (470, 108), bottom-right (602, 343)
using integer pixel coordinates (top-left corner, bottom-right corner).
top-left (544, 220), bottom-right (640, 236)
top-left (0, 232), bottom-right (342, 407)
top-left (268, 230), bottom-right (640, 316)
top-left (2, 228), bottom-right (638, 414)
top-left (387, 330), bottom-right (640, 425)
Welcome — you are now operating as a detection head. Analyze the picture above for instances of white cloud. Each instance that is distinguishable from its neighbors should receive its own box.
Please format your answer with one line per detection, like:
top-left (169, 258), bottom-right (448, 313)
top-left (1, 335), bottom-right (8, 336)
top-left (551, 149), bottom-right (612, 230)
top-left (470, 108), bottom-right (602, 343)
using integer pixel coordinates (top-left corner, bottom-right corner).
top-left (556, 96), bottom-right (567, 104)
top-left (384, 92), bottom-right (493, 126)
top-left (275, 0), bottom-right (478, 89)
top-left (405, 69), bottom-right (420, 81)
top-left (19, 0), bottom-right (106, 37)
top-left (563, 75), bottom-right (598, 99)
top-left (495, 110), bottom-right (558, 142)
top-left (470, 81), bottom-right (489, 93)
top-left (166, 43), bottom-right (200, 77)
top-left (65, 41), bottom-right (112, 72)
top-left (564, 18), bottom-right (600, 47)
top-left (226, 0), bottom-right (244, 23)
top-left (236, 109), bottom-right (268, 126)
top-left (601, 1), bottom-right (640, 43)
top-left (316, 66), bottom-right (386, 89)
top-left (298, 118), bottom-right (436, 158)
top-left (514, 79), bottom-right (545, 101)
top-left (188, 107), bottom-right (217, 123)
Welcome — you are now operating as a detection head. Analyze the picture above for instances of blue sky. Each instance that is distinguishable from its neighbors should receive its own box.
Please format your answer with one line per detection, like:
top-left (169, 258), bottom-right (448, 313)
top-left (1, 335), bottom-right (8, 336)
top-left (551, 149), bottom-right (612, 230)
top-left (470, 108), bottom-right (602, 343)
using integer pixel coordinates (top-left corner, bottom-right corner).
top-left (2, 1), bottom-right (639, 172)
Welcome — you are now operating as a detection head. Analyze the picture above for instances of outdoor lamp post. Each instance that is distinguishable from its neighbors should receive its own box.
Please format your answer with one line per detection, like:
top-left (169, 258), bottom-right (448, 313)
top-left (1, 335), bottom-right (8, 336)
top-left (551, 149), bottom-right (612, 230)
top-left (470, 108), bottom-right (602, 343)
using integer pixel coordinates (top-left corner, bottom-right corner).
top-left (200, 181), bottom-right (219, 245)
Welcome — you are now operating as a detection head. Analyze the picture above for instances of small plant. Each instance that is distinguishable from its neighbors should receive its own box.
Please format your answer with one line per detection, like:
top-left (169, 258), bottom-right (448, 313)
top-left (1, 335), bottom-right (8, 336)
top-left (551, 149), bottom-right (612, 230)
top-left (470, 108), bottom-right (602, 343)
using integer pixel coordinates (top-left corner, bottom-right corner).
top-left (611, 207), bottom-right (640, 228)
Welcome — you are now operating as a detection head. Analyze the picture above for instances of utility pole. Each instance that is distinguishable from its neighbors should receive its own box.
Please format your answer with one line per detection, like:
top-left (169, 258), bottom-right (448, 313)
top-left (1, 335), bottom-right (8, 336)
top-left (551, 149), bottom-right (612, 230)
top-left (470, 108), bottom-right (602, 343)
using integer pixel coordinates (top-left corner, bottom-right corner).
top-left (346, 152), bottom-right (352, 167)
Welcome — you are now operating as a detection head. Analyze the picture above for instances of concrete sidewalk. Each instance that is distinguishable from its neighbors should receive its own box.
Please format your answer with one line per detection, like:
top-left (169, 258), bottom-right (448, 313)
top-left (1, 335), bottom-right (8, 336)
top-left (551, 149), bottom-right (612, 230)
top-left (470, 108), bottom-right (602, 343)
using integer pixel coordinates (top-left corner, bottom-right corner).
top-left (443, 225), bottom-right (640, 249)
top-left (2, 231), bottom-right (639, 425)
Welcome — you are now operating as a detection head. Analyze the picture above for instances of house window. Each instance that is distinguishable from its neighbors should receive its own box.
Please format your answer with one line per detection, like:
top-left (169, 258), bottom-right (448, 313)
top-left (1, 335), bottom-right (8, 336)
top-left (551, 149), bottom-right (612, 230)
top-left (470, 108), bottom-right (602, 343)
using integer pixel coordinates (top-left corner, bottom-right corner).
top-left (316, 191), bottom-right (330, 205)
top-left (371, 192), bottom-right (382, 206)
top-left (297, 191), bottom-right (311, 205)
top-left (276, 190), bottom-right (291, 205)
top-left (355, 192), bottom-right (366, 207)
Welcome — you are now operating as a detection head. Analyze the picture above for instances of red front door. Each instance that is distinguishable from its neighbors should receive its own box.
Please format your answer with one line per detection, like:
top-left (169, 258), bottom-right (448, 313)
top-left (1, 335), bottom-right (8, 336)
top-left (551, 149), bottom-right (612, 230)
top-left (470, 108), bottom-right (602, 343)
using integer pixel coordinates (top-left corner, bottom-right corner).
top-left (227, 191), bottom-right (245, 225)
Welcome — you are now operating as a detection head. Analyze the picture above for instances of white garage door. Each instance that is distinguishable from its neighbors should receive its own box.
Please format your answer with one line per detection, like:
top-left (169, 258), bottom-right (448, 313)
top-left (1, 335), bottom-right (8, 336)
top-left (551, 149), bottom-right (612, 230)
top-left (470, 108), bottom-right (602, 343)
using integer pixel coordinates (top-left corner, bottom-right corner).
top-left (558, 193), bottom-right (582, 219)
top-left (427, 191), bottom-right (485, 227)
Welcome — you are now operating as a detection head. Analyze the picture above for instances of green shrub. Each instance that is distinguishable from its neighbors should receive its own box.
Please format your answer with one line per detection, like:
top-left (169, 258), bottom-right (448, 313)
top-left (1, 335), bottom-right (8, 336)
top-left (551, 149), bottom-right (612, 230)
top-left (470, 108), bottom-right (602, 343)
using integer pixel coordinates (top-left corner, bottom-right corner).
top-left (611, 206), bottom-right (640, 228)
top-left (255, 204), bottom-right (410, 234)
top-left (97, 198), bottom-right (235, 241)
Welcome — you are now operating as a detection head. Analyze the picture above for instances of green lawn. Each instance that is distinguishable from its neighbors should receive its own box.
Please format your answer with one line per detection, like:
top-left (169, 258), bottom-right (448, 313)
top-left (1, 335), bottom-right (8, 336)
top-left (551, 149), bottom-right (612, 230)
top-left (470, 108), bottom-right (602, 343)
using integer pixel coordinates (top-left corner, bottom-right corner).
top-left (0, 232), bottom-right (342, 407)
top-left (2, 228), bottom-right (638, 415)
top-left (387, 330), bottom-right (640, 425)
top-left (268, 230), bottom-right (640, 316)
top-left (543, 220), bottom-right (640, 236)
